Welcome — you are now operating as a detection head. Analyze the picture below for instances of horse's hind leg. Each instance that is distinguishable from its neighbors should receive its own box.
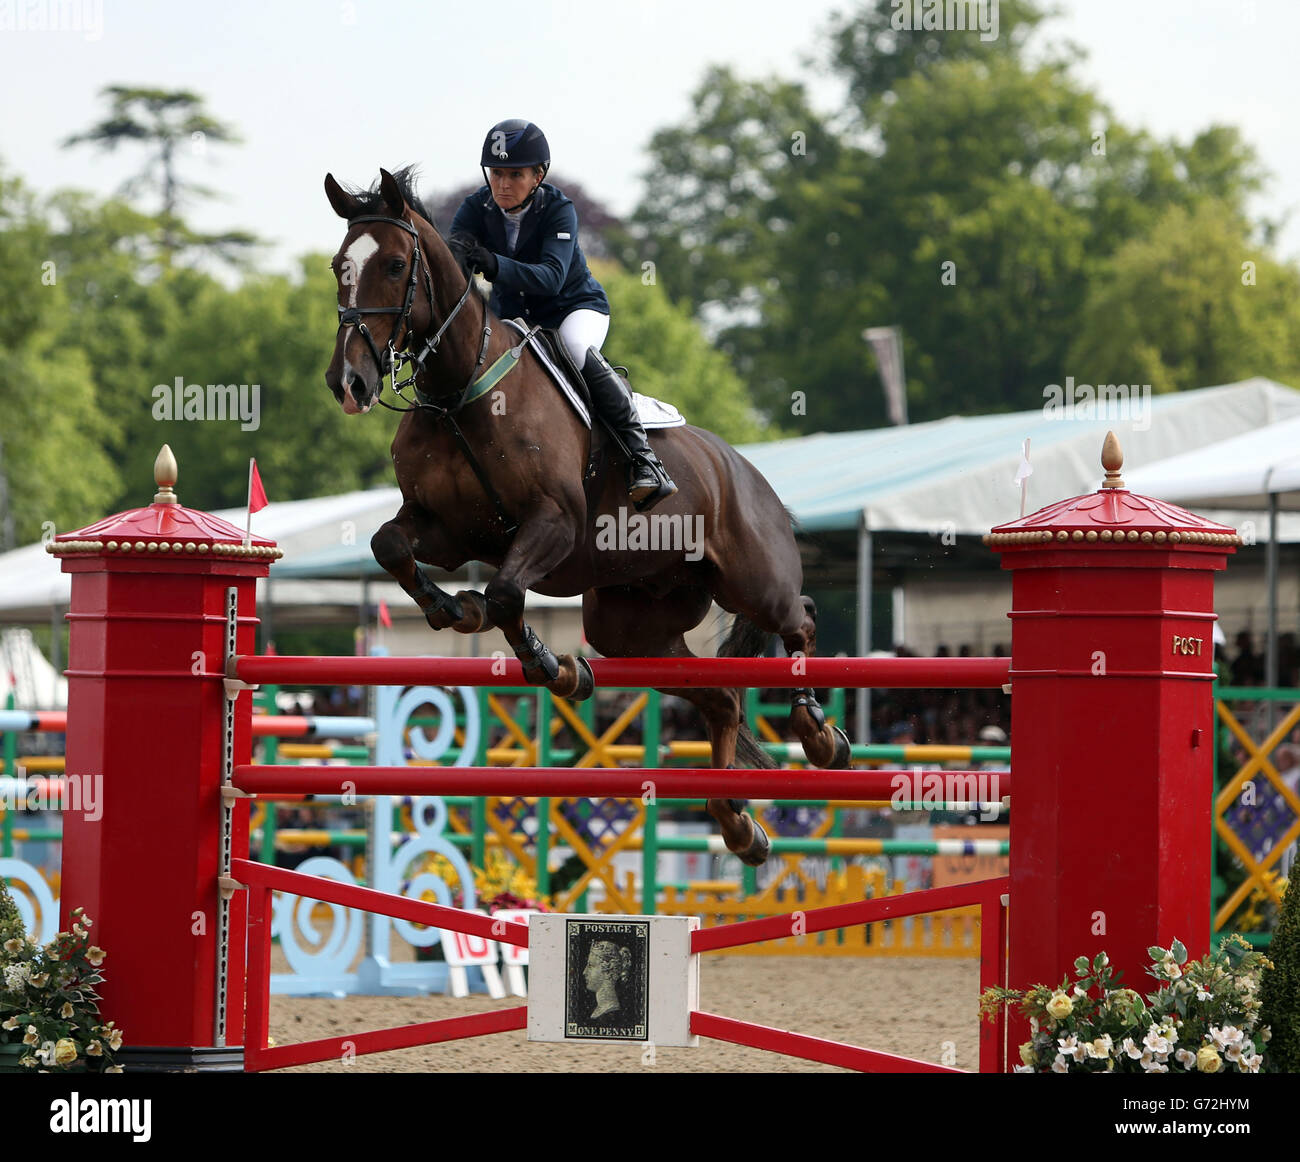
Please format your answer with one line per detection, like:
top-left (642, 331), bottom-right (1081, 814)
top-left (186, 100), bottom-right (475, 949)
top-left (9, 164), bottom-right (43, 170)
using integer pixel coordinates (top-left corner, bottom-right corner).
top-left (583, 586), bottom-right (769, 867)
top-left (371, 503), bottom-right (488, 633)
top-left (781, 594), bottom-right (851, 769)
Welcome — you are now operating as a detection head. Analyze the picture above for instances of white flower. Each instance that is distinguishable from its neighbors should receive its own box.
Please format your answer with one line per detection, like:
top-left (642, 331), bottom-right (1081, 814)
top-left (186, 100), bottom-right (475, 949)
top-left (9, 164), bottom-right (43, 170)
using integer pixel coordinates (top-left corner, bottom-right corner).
top-left (1051, 1054), bottom-right (1070, 1073)
top-left (1085, 1034), bottom-right (1114, 1059)
top-left (1122, 1037), bottom-right (1143, 1059)
top-left (1196, 986), bottom-right (1212, 1001)
top-left (2, 963), bottom-right (30, 992)
top-left (1142, 1059), bottom-right (1170, 1073)
top-left (1058, 1034), bottom-right (1086, 1062)
top-left (1211, 1025), bottom-right (1244, 1050)
top-left (1143, 1028), bottom-right (1172, 1058)
top-left (1013, 1064), bottom-right (1035, 1073)
top-left (1175, 1048), bottom-right (1197, 1068)
top-left (1241, 1053), bottom-right (1262, 1073)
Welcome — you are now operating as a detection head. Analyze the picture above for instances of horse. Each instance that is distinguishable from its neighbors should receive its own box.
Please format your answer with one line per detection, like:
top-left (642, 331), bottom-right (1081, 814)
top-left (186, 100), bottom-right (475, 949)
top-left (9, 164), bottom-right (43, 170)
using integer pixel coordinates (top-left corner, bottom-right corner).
top-left (323, 167), bottom-right (850, 866)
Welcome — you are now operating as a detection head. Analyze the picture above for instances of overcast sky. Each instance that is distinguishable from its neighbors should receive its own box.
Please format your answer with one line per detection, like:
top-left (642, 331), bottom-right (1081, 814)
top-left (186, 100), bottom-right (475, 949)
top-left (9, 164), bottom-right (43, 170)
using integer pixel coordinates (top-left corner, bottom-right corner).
top-left (2, 0), bottom-right (1296, 270)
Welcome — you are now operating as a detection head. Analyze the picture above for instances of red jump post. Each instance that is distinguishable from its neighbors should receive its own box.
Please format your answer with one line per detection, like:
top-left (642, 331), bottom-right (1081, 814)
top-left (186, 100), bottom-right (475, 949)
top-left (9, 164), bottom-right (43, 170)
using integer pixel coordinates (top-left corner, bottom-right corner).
top-left (51, 447), bottom-right (278, 1071)
top-left (989, 433), bottom-right (1237, 1062)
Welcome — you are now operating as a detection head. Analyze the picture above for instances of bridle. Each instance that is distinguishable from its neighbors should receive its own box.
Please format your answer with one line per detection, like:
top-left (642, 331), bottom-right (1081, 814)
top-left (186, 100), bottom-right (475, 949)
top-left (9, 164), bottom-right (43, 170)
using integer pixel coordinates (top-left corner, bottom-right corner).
top-left (334, 211), bottom-right (532, 533)
top-left (335, 214), bottom-right (491, 413)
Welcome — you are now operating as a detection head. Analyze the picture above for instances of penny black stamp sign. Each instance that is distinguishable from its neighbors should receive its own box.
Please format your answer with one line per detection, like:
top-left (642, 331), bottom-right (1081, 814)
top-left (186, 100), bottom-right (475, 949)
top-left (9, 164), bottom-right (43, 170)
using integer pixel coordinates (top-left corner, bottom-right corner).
top-left (564, 918), bottom-right (649, 1041)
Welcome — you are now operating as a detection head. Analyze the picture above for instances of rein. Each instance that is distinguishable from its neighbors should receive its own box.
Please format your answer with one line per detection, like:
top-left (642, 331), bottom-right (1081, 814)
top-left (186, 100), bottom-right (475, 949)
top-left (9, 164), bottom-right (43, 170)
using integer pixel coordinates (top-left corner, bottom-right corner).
top-left (337, 213), bottom-right (535, 534)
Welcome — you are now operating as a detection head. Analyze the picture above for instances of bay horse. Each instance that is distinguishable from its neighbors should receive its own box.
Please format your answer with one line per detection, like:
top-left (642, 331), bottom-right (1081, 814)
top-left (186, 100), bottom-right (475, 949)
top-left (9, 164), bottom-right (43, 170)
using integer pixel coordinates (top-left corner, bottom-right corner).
top-left (323, 167), bottom-right (849, 866)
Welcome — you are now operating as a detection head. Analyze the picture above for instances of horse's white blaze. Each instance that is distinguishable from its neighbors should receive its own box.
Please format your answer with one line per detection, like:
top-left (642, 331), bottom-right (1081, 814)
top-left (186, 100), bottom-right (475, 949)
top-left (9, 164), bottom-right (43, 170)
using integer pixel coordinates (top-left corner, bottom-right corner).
top-left (342, 234), bottom-right (379, 309)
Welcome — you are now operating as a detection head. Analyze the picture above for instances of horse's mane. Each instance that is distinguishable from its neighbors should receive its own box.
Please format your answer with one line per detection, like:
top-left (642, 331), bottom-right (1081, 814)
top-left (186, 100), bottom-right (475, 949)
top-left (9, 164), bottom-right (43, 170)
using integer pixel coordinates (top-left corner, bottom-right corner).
top-left (340, 164), bottom-right (481, 287)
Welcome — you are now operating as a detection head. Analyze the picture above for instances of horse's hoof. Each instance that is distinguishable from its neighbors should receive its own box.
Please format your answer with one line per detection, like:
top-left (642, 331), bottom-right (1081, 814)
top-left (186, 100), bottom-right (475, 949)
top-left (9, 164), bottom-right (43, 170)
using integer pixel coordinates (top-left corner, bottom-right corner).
top-left (566, 655), bottom-right (595, 702)
top-left (549, 654), bottom-right (595, 701)
top-left (830, 725), bottom-right (852, 768)
top-left (451, 590), bottom-right (488, 633)
top-left (737, 813), bottom-right (770, 867)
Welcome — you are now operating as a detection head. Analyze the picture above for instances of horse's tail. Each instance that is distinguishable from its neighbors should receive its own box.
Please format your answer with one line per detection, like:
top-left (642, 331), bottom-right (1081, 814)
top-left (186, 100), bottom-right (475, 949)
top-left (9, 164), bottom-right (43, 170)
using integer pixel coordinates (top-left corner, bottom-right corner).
top-left (717, 614), bottom-right (779, 771)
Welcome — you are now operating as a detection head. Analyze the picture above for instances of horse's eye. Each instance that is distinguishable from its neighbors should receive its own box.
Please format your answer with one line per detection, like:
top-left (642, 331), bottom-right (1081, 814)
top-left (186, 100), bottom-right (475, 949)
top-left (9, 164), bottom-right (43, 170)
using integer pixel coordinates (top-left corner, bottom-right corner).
top-left (388, 259), bottom-right (406, 275)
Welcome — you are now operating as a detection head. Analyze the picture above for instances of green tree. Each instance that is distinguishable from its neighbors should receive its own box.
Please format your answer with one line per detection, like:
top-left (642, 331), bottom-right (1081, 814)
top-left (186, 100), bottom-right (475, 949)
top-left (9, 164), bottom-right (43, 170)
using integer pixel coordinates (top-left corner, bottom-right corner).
top-left (0, 168), bottom-right (120, 547)
top-left (132, 255), bottom-right (401, 511)
top-left (1067, 200), bottom-right (1300, 392)
top-left (62, 86), bottom-right (257, 268)
top-left (599, 263), bottom-right (769, 444)
top-left (626, 0), bottom-right (1290, 431)
top-left (1260, 878), bottom-right (1300, 1072)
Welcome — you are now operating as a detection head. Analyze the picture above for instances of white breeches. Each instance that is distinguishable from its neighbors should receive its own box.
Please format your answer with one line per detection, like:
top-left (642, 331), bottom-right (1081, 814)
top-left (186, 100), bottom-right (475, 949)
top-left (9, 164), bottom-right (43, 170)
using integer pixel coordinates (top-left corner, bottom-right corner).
top-left (556, 309), bottom-right (610, 367)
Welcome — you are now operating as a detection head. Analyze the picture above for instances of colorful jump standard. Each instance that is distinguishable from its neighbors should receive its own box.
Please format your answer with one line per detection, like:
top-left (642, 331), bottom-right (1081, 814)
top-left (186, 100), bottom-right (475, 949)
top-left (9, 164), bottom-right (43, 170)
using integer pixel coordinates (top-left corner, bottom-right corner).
top-left (51, 436), bottom-right (1238, 1071)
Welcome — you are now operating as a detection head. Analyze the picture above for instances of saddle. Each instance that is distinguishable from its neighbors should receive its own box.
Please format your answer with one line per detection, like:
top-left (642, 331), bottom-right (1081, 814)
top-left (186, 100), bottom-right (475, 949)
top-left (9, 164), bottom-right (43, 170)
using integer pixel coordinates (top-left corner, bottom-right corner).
top-left (499, 319), bottom-right (687, 433)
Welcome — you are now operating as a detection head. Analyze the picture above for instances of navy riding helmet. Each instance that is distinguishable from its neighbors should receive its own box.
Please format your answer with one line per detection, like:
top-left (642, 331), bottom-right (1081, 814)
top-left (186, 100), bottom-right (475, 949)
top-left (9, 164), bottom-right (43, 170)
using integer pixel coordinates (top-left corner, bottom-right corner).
top-left (480, 119), bottom-right (550, 210)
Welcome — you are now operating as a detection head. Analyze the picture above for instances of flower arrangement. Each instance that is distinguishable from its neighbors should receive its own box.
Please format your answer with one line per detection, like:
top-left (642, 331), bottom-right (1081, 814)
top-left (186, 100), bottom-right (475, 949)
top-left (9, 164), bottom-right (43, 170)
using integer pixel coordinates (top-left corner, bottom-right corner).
top-left (980, 937), bottom-right (1272, 1073)
top-left (0, 880), bottom-right (123, 1072)
top-left (420, 849), bottom-right (551, 913)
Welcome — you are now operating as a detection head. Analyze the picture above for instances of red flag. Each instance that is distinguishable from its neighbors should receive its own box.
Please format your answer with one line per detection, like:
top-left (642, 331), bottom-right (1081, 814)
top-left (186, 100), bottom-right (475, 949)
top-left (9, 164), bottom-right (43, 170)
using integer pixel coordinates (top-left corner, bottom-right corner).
top-left (248, 459), bottom-right (269, 513)
top-left (378, 600), bottom-right (392, 628)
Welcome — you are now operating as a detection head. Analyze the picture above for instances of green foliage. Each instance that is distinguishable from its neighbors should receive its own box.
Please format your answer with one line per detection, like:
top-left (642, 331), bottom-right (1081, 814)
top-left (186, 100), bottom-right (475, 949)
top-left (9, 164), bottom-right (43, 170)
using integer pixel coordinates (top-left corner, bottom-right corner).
top-left (1259, 878), bottom-right (1300, 1072)
top-left (62, 86), bottom-right (254, 268)
top-left (1067, 200), bottom-right (1300, 392)
top-left (0, 169), bottom-right (121, 547)
top-left (625, 0), bottom-right (1299, 430)
top-left (600, 263), bottom-right (770, 444)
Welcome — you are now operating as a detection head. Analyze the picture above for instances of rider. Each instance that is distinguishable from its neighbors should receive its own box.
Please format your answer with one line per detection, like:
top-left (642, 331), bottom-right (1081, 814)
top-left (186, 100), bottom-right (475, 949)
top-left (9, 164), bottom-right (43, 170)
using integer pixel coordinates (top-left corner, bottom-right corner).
top-left (450, 119), bottom-right (677, 512)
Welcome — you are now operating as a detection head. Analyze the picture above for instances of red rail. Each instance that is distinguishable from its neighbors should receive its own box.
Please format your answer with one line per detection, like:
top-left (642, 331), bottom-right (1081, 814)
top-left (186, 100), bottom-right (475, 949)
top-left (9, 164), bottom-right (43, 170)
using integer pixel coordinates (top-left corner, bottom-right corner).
top-left (690, 877), bottom-right (1011, 1073)
top-left (239, 857), bottom-right (531, 1072)
top-left (232, 654), bottom-right (1010, 689)
top-left (689, 1012), bottom-right (963, 1073)
top-left (233, 764), bottom-right (1009, 802)
top-left (232, 858), bottom-right (529, 947)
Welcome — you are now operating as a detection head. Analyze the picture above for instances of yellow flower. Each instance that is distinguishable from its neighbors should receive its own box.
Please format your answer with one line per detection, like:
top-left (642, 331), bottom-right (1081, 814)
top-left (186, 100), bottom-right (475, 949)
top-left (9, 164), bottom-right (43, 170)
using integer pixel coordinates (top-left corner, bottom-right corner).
top-left (1019, 1041), bottom-right (1035, 1066)
top-left (86, 947), bottom-right (106, 967)
top-left (22, 1026), bottom-right (39, 1046)
top-left (86, 1040), bottom-right (103, 1057)
top-left (1196, 1045), bottom-right (1221, 1073)
top-left (60, 1003), bottom-right (75, 1019)
top-left (53, 1039), bottom-right (78, 1066)
top-left (1045, 992), bottom-right (1073, 1019)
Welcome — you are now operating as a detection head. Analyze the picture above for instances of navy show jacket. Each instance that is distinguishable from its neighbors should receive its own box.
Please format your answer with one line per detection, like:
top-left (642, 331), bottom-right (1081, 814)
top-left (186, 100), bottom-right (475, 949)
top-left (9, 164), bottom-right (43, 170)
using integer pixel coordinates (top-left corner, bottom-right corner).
top-left (448, 183), bottom-right (609, 329)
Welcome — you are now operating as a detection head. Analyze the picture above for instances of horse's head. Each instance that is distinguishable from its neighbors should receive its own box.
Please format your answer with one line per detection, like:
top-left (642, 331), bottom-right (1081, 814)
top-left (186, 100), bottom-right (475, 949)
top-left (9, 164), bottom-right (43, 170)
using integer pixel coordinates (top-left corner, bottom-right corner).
top-left (323, 167), bottom-right (436, 415)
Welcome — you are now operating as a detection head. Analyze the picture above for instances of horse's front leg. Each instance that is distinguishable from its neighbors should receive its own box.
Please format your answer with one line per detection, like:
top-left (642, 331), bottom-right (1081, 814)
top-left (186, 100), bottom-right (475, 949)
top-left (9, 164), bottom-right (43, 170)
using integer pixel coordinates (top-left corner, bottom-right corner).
top-left (483, 505), bottom-right (594, 701)
top-left (371, 503), bottom-right (489, 633)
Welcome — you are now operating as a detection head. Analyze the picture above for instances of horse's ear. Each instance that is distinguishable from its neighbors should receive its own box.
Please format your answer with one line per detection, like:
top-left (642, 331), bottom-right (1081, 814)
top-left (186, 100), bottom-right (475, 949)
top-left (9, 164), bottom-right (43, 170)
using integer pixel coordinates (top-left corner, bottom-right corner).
top-left (325, 174), bottom-right (359, 220)
top-left (378, 168), bottom-right (406, 217)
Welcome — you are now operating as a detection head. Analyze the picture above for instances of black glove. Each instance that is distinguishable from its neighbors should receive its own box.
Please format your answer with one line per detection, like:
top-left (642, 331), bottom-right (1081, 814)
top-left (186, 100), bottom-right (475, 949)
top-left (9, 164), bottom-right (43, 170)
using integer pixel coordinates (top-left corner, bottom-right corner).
top-left (467, 243), bottom-right (499, 281)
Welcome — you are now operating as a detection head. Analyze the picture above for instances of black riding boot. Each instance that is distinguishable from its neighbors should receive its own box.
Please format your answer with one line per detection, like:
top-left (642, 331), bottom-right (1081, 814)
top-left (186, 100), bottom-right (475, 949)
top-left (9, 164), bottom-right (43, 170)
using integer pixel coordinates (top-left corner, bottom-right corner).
top-left (581, 347), bottom-right (678, 511)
